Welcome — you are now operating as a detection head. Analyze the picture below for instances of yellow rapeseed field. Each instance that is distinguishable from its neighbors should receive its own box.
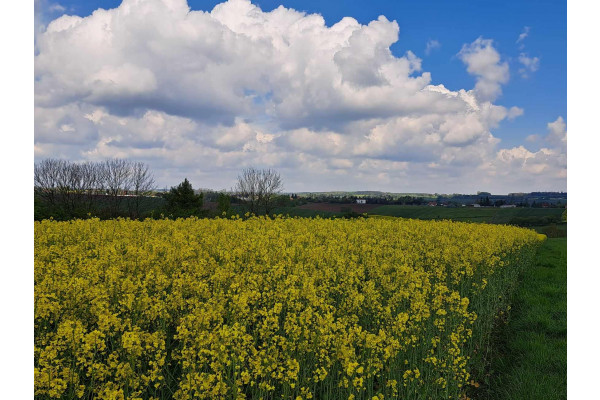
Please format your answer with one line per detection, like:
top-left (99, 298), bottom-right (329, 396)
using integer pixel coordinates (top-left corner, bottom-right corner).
top-left (34, 216), bottom-right (544, 400)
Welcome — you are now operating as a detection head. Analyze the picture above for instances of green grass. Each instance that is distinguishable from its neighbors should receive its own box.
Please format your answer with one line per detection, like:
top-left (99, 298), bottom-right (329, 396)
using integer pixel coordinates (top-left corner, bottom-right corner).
top-left (267, 205), bottom-right (565, 227)
top-left (368, 205), bottom-right (564, 224)
top-left (472, 237), bottom-right (567, 399)
top-left (534, 223), bottom-right (567, 238)
top-left (369, 205), bottom-right (496, 221)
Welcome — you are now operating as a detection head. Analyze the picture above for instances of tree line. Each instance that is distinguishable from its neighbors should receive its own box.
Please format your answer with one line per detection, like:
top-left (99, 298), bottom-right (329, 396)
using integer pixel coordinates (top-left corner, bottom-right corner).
top-left (298, 194), bottom-right (427, 206)
top-left (34, 159), bottom-right (285, 220)
top-left (34, 158), bottom-right (156, 219)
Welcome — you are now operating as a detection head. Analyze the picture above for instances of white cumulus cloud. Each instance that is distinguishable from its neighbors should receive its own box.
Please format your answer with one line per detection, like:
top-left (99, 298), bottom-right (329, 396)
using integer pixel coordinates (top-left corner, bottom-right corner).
top-left (458, 37), bottom-right (509, 102)
top-left (34, 0), bottom-right (563, 192)
top-left (487, 116), bottom-right (566, 191)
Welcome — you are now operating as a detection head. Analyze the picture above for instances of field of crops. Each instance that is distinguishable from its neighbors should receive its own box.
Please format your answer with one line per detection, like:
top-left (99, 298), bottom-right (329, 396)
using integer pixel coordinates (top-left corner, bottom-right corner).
top-left (368, 205), bottom-right (564, 224)
top-left (34, 217), bottom-right (544, 400)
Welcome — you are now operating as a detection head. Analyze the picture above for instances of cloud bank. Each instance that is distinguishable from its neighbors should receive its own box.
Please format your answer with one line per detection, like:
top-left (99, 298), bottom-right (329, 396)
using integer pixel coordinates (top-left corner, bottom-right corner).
top-left (34, 0), bottom-right (565, 192)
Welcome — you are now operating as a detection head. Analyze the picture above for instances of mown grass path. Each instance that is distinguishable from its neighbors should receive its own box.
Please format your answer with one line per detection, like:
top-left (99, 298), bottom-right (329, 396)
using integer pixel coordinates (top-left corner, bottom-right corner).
top-left (474, 237), bottom-right (567, 399)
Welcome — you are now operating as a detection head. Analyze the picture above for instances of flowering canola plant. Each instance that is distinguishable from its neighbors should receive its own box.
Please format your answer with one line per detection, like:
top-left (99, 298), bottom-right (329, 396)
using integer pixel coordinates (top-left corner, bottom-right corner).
top-left (34, 216), bottom-right (544, 399)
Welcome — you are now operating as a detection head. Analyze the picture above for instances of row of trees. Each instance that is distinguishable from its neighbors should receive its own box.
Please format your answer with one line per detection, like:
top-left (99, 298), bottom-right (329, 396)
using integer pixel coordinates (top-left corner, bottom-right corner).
top-left (34, 159), bottom-right (286, 219)
top-left (159, 168), bottom-right (284, 217)
top-left (34, 158), bottom-right (155, 218)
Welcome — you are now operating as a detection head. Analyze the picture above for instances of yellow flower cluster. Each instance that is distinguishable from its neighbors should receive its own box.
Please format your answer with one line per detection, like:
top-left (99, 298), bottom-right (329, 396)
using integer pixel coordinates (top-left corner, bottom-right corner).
top-left (34, 216), bottom-right (544, 399)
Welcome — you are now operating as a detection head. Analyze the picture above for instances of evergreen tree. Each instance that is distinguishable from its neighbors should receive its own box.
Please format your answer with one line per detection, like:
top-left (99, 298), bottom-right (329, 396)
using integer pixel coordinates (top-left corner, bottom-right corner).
top-left (165, 178), bottom-right (203, 212)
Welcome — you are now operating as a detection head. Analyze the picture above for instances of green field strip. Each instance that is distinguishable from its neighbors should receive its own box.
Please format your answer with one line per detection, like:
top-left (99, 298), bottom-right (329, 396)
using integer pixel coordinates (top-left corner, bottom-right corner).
top-left (473, 238), bottom-right (567, 400)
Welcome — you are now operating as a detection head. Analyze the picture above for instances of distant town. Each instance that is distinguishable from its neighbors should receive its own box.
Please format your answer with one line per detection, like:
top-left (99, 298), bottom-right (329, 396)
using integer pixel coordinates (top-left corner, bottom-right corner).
top-left (183, 190), bottom-right (567, 208)
top-left (282, 191), bottom-right (567, 208)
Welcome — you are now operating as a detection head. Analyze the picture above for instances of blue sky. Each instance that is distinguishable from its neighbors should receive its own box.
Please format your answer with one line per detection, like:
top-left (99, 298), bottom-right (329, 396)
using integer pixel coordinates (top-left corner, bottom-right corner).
top-left (35, 0), bottom-right (567, 193)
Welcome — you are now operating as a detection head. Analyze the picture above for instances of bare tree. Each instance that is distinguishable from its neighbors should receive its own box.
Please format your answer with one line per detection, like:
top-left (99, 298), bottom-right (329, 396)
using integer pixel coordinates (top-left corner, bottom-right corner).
top-left (235, 167), bottom-right (283, 215)
top-left (67, 162), bottom-right (87, 212)
top-left (235, 167), bottom-right (260, 214)
top-left (80, 161), bottom-right (103, 212)
top-left (35, 158), bottom-right (157, 219)
top-left (34, 158), bottom-right (62, 206)
top-left (53, 160), bottom-right (77, 212)
top-left (258, 168), bottom-right (283, 215)
top-left (128, 161), bottom-right (155, 218)
top-left (103, 158), bottom-right (132, 216)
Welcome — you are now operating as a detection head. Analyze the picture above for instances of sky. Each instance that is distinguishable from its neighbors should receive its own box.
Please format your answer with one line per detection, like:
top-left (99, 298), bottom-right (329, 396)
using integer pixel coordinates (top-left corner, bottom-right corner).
top-left (34, 0), bottom-right (567, 194)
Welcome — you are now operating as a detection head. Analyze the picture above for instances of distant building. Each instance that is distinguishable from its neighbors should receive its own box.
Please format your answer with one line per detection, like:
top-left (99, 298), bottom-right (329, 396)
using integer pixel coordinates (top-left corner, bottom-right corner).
top-left (356, 199), bottom-right (366, 204)
top-left (427, 201), bottom-right (437, 207)
top-left (500, 204), bottom-right (516, 208)
top-left (472, 204), bottom-right (481, 208)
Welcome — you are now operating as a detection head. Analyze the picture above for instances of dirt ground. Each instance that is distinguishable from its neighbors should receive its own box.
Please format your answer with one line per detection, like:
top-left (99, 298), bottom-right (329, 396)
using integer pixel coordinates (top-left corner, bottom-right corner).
top-left (297, 202), bottom-right (380, 213)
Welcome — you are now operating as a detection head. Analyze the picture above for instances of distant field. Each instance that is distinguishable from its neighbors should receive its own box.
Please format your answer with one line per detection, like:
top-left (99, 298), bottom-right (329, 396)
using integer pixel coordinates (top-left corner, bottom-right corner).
top-left (271, 206), bottom-right (341, 218)
top-left (368, 205), bottom-right (564, 224)
top-left (298, 202), bottom-right (380, 213)
top-left (270, 204), bottom-right (565, 225)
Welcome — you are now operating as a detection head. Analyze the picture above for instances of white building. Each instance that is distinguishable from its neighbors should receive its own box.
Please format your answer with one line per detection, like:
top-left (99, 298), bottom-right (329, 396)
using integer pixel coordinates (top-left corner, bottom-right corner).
top-left (356, 199), bottom-right (366, 204)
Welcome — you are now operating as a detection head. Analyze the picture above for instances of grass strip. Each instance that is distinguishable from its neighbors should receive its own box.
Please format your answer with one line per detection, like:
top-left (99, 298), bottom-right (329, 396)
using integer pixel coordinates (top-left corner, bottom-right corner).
top-left (472, 237), bottom-right (566, 400)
